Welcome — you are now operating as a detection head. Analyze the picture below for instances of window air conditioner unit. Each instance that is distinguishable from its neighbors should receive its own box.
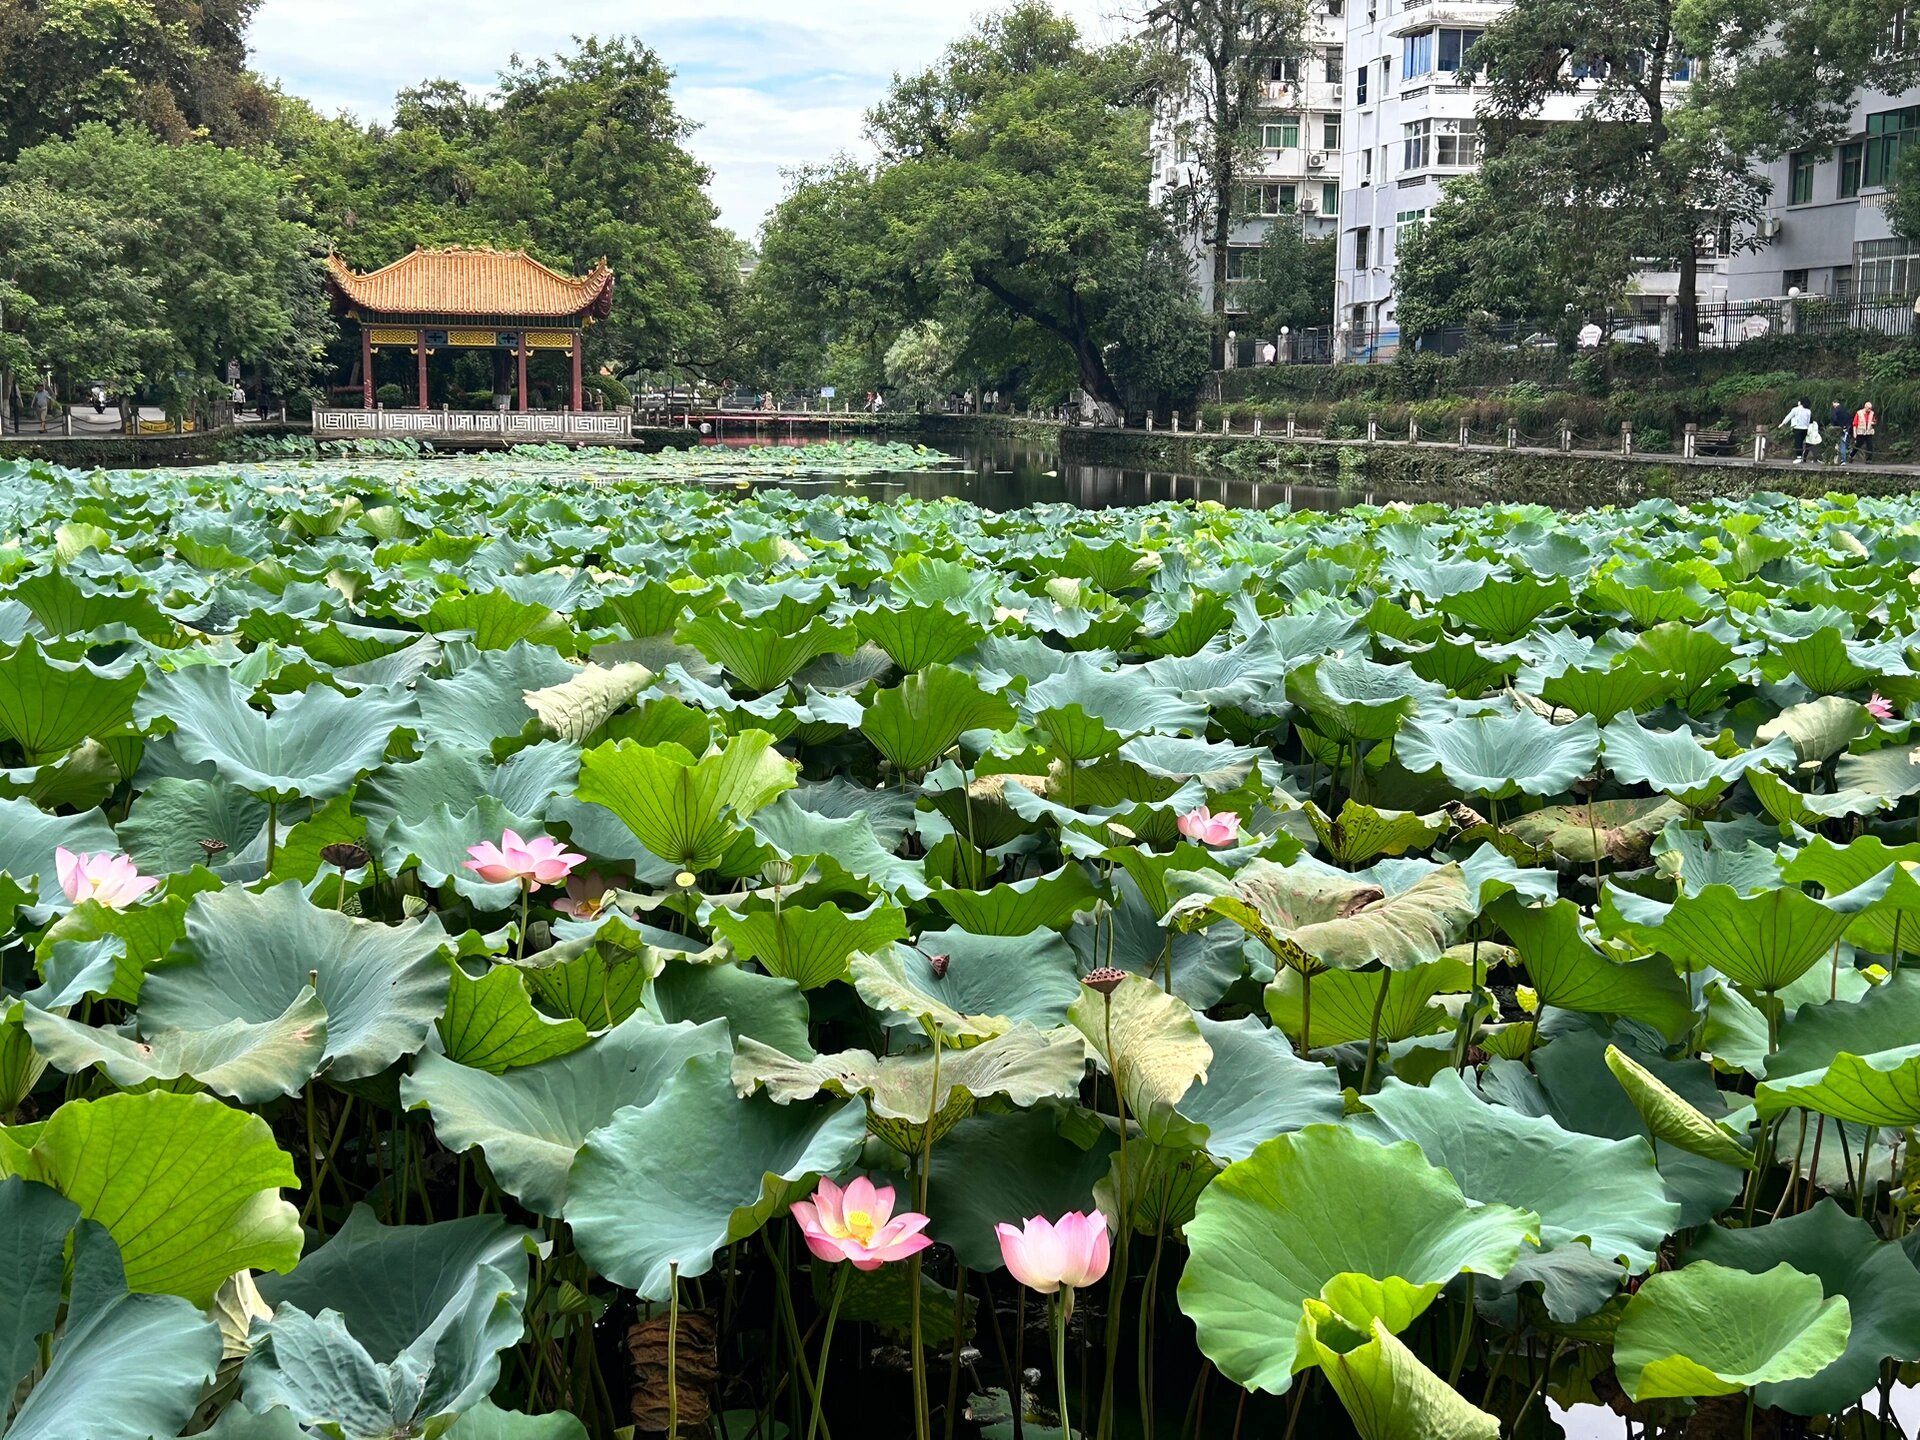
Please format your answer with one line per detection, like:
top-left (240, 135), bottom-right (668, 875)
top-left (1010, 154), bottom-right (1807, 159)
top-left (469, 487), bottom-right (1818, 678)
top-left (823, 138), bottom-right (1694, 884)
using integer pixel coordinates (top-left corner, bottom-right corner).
top-left (1329, 84), bottom-right (1344, 102)
top-left (1299, 197), bottom-right (1319, 214)
top-left (1308, 152), bottom-right (1327, 168)
top-left (1757, 215), bottom-right (1782, 240)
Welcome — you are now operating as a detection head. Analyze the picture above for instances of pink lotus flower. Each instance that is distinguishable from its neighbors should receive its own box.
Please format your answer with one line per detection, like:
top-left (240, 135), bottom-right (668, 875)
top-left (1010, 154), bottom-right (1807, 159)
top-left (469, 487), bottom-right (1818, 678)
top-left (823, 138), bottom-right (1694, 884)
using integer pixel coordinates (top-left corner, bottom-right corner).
top-left (1176, 806), bottom-right (1241, 846)
top-left (791, 1176), bottom-right (933, 1270)
top-left (463, 828), bottom-right (586, 887)
top-left (55, 847), bottom-right (158, 909)
top-left (995, 1211), bottom-right (1111, 1294)
top-left (553, 870), bottom-right (622, 919)
top-left (1868, 693), bottom-right (1897, 723)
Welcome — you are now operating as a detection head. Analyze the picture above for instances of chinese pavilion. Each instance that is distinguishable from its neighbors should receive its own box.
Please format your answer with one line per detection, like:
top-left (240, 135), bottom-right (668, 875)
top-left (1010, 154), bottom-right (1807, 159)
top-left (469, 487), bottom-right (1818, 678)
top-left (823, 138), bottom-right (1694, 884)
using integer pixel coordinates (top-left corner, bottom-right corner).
top-left (324, 247), bottom-right (616, 412)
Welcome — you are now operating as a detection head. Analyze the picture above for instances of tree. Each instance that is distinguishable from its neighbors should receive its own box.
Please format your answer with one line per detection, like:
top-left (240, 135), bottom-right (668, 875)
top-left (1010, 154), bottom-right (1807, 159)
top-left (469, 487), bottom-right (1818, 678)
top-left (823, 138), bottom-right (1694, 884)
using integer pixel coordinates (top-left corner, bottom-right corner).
top-left (1889, 144), bottom-right (1920, 245)
top-left (9, 125), bottom-right (331, 411)
top-left (884, 322), bottom-right (959, 408)
top-left (0, 180), bottom-right (170, 424)
top-left (1469, 0), bottom-right (1918, 348)
top-left (0, 0), bottom-right (273, 160)
top-left (1142, 0), bottom-right (1311, 361)
top-left (1240, 218), bottom-right (1336, 334)
top-left (864, 3), bottom-right (1191, 414)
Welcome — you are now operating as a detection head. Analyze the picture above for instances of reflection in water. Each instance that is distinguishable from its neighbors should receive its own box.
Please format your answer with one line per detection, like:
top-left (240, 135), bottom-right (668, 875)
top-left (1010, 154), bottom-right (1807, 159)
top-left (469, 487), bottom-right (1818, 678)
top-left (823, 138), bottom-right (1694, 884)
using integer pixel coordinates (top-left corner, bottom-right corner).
top-left (694, 425), bottom-right (1368, 513)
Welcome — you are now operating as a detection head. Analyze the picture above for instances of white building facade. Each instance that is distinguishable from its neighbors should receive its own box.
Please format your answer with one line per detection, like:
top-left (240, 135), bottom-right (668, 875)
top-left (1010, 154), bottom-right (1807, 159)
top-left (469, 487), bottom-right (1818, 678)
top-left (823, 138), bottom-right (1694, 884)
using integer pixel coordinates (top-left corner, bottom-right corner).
top-left (1149, 3), bottom-right (1349, 327)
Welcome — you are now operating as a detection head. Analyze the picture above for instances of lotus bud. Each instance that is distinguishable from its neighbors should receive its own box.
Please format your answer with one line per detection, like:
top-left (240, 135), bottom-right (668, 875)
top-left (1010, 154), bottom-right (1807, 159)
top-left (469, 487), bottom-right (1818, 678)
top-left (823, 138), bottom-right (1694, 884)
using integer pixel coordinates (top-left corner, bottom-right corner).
top-left (927, 952), bottom-right (950, 979)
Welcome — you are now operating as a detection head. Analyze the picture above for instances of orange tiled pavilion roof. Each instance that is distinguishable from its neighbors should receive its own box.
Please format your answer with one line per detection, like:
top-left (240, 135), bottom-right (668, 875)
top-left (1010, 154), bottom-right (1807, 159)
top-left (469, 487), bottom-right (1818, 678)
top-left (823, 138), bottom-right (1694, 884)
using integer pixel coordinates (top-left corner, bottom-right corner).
top-left (324, 247), bottom-right (615, 321)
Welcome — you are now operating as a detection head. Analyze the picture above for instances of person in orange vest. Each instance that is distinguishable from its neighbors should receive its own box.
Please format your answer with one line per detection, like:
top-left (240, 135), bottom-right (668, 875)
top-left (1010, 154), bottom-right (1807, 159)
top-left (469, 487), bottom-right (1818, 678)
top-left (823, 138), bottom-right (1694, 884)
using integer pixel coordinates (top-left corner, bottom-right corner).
top-left (1853, 400), bottom-right (1876, 463)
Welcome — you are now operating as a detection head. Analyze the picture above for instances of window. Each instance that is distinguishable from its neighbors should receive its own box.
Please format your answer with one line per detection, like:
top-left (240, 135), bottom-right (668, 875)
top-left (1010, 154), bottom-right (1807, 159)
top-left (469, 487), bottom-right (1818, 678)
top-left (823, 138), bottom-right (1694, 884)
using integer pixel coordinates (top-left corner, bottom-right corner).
top-left (1324, 47), bottom-right (1344, 81)
top-left (1243, 182), bottom-right (1298, 216)
top-left (1362, 146), bottom-right (1373, 184)
top-left (1381, 56), bottom-right (1392, 96)
top-left (1402, 31), bottom-right (1434, 79)
top-left (1351, 303), bottom-right (1371, 345)
top-left (1322, 182), bottom-right (1340, 216)
top-left (1840, 141), bottom-right (1864, 197)
top-left (1263, 116), bottom-right (1301, 149)
top-left (1323, 113), bottom-right (1342, 149)
top-left (1396, 208), bottom-right (1427, 242)
top-left (1437, 28), bottom-right (1485, 72)
top-left (1436, 118), bottom-right (1480, 166)
top-left (1864, 105), bottom-right (1920, 187)
top-left (1783, 268), bottom-right (1810, 293)
top-left (1789, 150), bottom-right (1817, 205)
top-left (1269, 56), bottom-right (1301, 83)
top-left (1353, 227), bottom-right (1371, 268)
top-left (1403, 119), bottom-right (1430, 170)
top-left (1355, 64), bottom-right (1369, 104)
top-left (1857, 237), bottom-right (1920, 297)
top-left (1326, 0), bottom-right (1343, 15)
top-left (1225, 245), bottom-right (1263, 280)
top-left (1670, 54), bottom-right (1694, 80)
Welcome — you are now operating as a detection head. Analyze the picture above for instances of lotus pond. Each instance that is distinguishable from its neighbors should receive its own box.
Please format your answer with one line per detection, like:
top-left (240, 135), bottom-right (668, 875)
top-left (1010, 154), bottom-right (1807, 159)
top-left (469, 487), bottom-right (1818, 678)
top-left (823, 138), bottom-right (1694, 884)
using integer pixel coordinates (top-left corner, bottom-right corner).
top-left (2, 453), bottom-right (1920, 1440)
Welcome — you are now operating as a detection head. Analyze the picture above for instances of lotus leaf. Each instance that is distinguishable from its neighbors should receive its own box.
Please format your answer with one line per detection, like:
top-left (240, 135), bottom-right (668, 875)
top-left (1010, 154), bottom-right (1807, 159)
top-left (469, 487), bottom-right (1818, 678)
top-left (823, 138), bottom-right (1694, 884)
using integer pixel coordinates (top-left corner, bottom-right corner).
top-left (850, 929), bottom-right (1081, 1039)
top-left (1612, 1261), bottom-right (1851, 1400)
top-left (711, 899), bottom-right (908, 989)
top-left (1301, 1302), bottom-right (1499, 1440)
top-left (1396, 711), bottom-right (1598, 801)
top-left (576, 730), bottom-right (795, 873)
top-left (1758, 969), bottom-right (1920, 1124)
top-left (1069, 973), bottom-right (1212, 1142)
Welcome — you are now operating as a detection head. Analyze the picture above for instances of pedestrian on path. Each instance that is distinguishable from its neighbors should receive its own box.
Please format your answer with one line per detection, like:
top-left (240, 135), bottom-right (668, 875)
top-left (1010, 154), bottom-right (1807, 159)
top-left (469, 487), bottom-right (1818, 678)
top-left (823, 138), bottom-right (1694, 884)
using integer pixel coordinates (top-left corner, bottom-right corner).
top-left (1828, 399), bottom-right (1852, 464)
top-left (31, 380), bottom-right (50, 434)
top-left (1853, 401), bottom-right (1877, 462)
top-left (1781, 398), bottom-right (1813, 463)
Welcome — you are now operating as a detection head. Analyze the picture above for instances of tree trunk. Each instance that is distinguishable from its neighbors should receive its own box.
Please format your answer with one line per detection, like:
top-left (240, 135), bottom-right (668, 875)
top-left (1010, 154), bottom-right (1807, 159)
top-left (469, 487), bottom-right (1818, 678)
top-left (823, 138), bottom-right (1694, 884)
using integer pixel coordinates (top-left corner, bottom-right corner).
top-left (1208, 79), bottom-right (1236, 368)
top-left (1677, 238), bottom-right (1699, 351)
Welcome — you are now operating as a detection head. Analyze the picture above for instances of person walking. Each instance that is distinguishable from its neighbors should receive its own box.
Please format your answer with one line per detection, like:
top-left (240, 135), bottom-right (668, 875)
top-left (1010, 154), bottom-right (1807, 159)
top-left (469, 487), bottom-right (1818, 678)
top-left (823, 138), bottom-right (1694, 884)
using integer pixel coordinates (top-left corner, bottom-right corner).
top-left (1780, 397), bottom-right (1813, 462)
top-left (31, 379), bottom-right (50, 434)
top-left (1828, 399), bottom-right (1852, 464)
top-left (1853, 400), bottom-right (1877, 462)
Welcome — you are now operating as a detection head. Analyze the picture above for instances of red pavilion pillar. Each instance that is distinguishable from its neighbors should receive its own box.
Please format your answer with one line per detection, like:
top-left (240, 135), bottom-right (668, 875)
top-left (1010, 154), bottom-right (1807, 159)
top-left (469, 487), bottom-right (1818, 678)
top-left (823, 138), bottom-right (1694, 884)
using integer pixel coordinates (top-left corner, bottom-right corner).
top-left (570, 332), bottom-right (584, 412)
top-left (416, 329), bottom-right (429, 410)
top-left (516, 340), bottom-right (529, 413)
top-left (360, 324), bottom-right (374, 409)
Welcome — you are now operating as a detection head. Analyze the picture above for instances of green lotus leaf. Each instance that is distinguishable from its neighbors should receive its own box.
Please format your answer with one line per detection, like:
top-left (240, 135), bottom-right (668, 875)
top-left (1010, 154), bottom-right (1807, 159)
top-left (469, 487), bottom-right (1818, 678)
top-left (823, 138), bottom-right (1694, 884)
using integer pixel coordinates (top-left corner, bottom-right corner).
top-left (378, 795), bottom-right (542, 909)
top-left (1613, 1261), bottom-right (1851, 1400)
top-left (522, 661), bottom-right (651, 743)
top-left (116, 776), bottom-right (267, 875)
top-left (9, 1090), bottom-right (301, 1305)
top-left (0, 1000), bottom-right (47, 1114)
top-left (1392, 633), bottom-right (1526, 696)
top-left (248, 1208), bottom-right (536, 1437)
top-left (1600, 718), bottom-right (1795, 809)
top-left (1493, 895), bottom-right (1694, 1038)
top-left (1758, 969), bottom-right (1920, 1125)
top-left (0, 1178), bottom-right (222, 1440)
top-left (517, 912), bottom-right (678, 1028)
top-left (855, 601), bottom-right (988, 671)
top-left (1176, 1124), bottom-right (1538, 1395)
top-left (712, 899), bottom-right (908, 989)
top-left (144, 880), bottom-right (451, 1082)
top-left (1069, 973), bottom-right (1212, 1143)
top-left (438, 962), bottom-right (589, 1073)
top-left (566, 1049), bottom-right (868, 1299)
top-left (859, 664), bottom-right (1016, 774)
top-left (678, 609), bottom-right (853, 694)
top-left (0, 638), bottom-right (143, 766)
top-left (1599, 876), bottom-right (1888, 992)
top-left (576, 730), bottom-right (796, 873)
top-left (733, 1025), bottom-right (1086, 1151)
top-left (1503, 797), bottom-right (1686, 867)
top-left (1628, 619), bottom-right (1737, 714)
top-left (1834, 740), bottom-right (1920, 803)
top-left (1025, 665), bottom-right (1209, 744)
top-left (925, 1105), bottom-right (1118, 1271)
top-left (1286, 655), bottom-right (1442, 746)
top-left (649, 958), bottom-right (814, 1057)
top-left (1436, 572), bottom-right (1570, 642)
top-left (412, 644), bottom-right (575, 757)
top-left (23, 987), bottom-right (327, 1104)
top-left (1531, 658), bottom-right (1669, 725)
top-left (1747, 763), bottom-right (1895, 827)
top-left (33, 886), bottom-right (197, 1001)
top-left (445, 1401), bottom-right (591, 1439)
top-left (1396, 711), bottom-right (1598, 801)
top-left (1603, 1045), bottom-right (1755, 1169)
top-left (1766, 626), bottom-right (1893, 695)
top-left (1781, 835), bottom-right (1920, 955)
top-left (423, 589), bottom-right (571, 652)
top-left (140, 668), bottom-right (416, 803)
top-left (1303, 800), bottom-right (1451, 865)
top-left (1757, 696), bottom-right (1873, 763)
top-left (405, 1014), bottom-right (731, 1215)
top-left (1353, 1069), bottom-right (1677, 1277)
top-left (1265, 953), bottom-right (1475, 1047)
top-left (1175, 1014), bottom-right (1342, 1163)
top-left (850, 929), bottom-right (1081, 1040)
top-left (1169, 861), bottom-right (1476, 974)
top-left (926, 862), bottom-right (1100, 936)
top-left (750, 795), bottom-right (932, 900)
top-left (1301, 1301), bottom-right (1499, 1440)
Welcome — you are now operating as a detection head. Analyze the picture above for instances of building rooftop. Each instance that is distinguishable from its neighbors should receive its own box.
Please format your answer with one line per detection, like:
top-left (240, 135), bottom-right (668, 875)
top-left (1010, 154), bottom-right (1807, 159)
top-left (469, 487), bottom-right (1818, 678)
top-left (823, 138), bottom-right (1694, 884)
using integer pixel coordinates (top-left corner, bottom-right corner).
top-left (324, 248), bottom-right (616, 321)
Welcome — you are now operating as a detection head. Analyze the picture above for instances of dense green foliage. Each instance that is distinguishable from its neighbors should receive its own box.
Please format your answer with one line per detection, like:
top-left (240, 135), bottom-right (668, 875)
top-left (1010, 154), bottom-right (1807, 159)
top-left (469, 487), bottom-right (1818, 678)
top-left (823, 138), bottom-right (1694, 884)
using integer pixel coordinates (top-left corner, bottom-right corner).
top-left (0, 451), bottom-right (1919, 1436)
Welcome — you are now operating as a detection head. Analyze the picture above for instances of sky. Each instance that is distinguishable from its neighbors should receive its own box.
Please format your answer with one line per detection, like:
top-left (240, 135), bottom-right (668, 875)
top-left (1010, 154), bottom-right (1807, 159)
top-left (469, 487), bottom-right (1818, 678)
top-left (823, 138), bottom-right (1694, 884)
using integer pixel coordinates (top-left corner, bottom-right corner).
top-left (250, 0), bottom-right (1113, 242)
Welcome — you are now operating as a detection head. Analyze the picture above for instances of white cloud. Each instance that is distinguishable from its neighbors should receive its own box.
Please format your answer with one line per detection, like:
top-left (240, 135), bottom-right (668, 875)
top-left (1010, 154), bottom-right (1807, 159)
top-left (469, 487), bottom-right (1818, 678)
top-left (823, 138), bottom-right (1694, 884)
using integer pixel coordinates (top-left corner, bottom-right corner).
top-left (249, 0), bottom-right (1113, 235)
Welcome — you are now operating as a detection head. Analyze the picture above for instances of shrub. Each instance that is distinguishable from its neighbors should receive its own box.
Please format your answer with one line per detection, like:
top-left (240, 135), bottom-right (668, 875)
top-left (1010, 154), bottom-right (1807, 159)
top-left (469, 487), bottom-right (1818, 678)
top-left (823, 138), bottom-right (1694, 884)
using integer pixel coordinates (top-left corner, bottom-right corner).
top-left (375, 383), bottom-right (406, 407)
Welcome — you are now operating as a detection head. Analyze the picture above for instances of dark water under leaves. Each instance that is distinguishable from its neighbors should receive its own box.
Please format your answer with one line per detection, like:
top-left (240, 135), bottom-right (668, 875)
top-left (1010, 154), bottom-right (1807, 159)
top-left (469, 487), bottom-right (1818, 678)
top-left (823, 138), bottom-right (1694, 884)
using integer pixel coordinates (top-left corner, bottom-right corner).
top-left (693, 426), bottom-right (1365, 512)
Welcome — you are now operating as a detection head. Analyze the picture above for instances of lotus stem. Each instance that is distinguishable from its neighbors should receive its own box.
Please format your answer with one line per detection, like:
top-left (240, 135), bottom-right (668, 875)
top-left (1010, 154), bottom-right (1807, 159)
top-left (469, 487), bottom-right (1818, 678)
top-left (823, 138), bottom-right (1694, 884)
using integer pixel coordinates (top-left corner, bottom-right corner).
top-left (1054, 1289), bottom-right (1074, 1440)
top-left (1099, 995), bottom-right (1129, 1439)
top-left (912, 1031), bottom-right (943, 1440)
top-left (759, 1230), bottom-right (832, 1439)
top-left (517, 879), bottom-right (532, 961)
top-left (1138, 1196), bottom-right (1170, 1440)
top-left (266, 801), bottom-right (278, 872)
top-left (667, 1262), bottom-right (681, 1439)
top-left (1892, 913), bottom-right (1904, 976)
top-left (303, 1080), bottom-right (324, 1236)
top-left (1804, 1114), bottom-right (1828, 1212)
top-left (1360, 968), bottom-right (1391, 1094)
top-left (1298, 966), bottom-right (1314, 1059)
top-left (1446, 1274), bottom-right (1474, 1387)
top-left (943, 1264), bottom-right (969, 1440)
top-left (1013, 1285), bottom-right (1027, 1440)
top-left (807, 1264), bottom-right (850, 1440)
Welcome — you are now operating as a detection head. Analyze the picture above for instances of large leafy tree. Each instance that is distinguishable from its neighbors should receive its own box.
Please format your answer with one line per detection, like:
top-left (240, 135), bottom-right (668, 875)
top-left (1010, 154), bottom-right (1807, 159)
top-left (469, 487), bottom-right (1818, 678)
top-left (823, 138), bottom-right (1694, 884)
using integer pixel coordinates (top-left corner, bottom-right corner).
top-left (1141, 0), bottom-right (1312, 360)
top-left (1459, 0), bottom-right (1918, 348)
top-left (0, 0), bottom-right (272, 160)
top-left (1241, 217), bottom-right (1337, 334)
top-left (275, 37), bottom-right (742, 381)
top-left (8, 124), bottom-right (331, 411)
top-left (863, 3), bottom-right (1194, 413)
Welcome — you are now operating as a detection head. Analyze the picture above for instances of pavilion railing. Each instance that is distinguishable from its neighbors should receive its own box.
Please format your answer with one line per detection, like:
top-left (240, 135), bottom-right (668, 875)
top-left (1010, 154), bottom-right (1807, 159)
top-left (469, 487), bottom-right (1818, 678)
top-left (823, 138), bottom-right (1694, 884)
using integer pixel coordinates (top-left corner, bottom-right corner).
top-left (313, 409), bottom-right (632, 441)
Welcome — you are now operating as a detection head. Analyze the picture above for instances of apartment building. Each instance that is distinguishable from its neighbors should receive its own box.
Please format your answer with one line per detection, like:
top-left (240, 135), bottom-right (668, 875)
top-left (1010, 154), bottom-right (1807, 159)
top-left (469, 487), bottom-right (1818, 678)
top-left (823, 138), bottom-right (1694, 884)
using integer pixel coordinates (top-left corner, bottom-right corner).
top-left (1727, 88), bottom-right (1920, 302)
top-left (1148, 2), bottom-right (1349, 318)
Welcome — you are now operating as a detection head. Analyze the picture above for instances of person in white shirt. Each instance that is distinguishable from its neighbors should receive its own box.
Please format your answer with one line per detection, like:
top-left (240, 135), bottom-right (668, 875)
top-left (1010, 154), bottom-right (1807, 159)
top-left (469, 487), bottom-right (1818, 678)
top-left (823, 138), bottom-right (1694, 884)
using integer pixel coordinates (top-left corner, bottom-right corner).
top-left (1781, 399), bottom-right (1813, 463)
